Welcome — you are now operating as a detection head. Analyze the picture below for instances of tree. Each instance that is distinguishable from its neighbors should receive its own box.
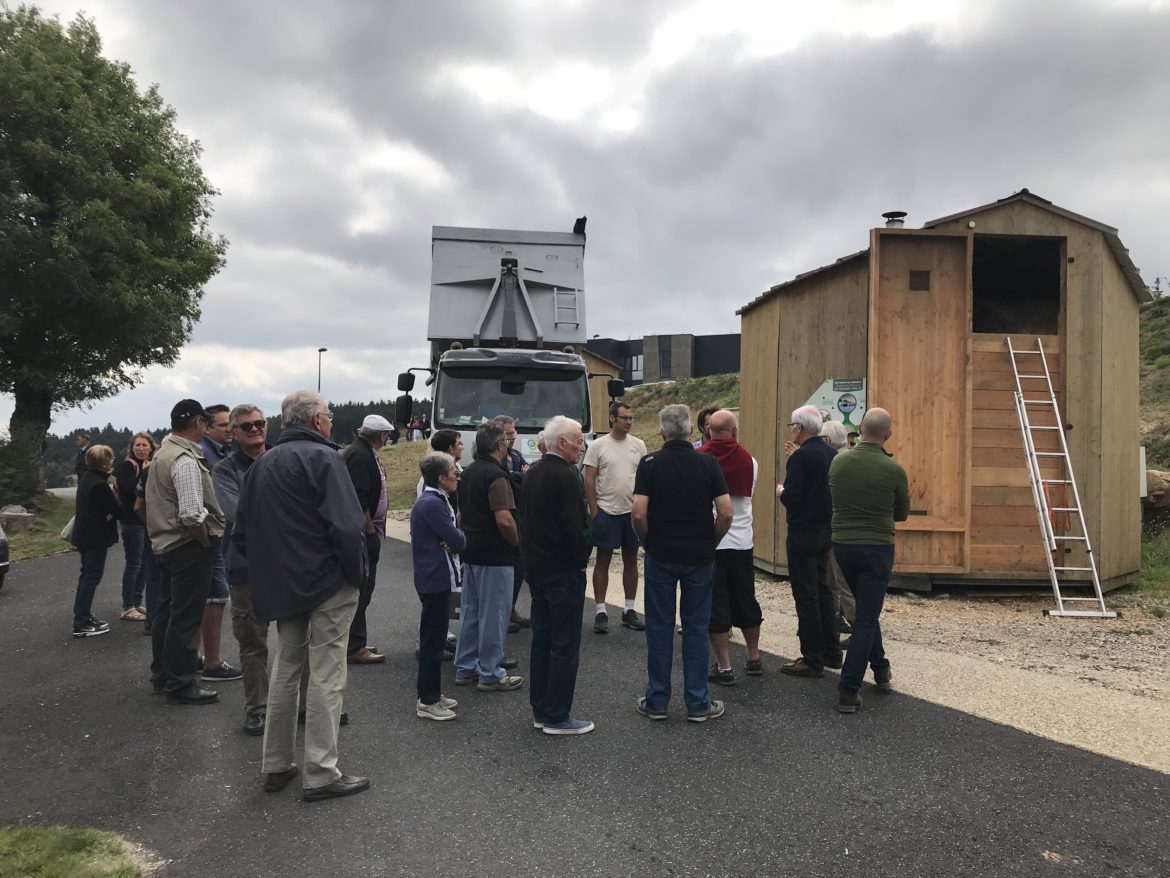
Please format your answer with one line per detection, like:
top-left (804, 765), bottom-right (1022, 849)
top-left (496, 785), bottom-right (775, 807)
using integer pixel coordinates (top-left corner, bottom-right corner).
top-left (0, 6), bottom-right (226, 499)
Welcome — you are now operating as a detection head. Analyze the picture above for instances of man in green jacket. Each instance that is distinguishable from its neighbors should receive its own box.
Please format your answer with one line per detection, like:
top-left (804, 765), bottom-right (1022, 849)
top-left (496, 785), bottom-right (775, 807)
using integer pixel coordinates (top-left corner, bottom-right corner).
top-left (828, 408), bottom-right (909, 714)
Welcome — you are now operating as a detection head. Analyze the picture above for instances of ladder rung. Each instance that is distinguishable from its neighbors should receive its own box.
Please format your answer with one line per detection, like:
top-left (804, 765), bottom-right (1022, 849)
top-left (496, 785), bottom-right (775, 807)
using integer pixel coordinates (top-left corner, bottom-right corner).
top-left (1022, 399), bottom-right (1054, 405)
top-left (1052, 536), bottom-right (1087, 541)
top-left (1058, 597), bottom-right (1099, 602)
top-left (1051, 507), bottom-right (1078, 512)
top-left (1045, 610), bottom-right (1119, 618)
top-left (1035, 452), bottom-right (1065, 457)
top-left (1053, 566), bottom-right (1093, 571)
top-left (1041, 479), bottom-right (1071, 484)
top-left (1030, 426), bottom-right (1062, 431)
top-left (1017, 374), bottom-right (1048, 379)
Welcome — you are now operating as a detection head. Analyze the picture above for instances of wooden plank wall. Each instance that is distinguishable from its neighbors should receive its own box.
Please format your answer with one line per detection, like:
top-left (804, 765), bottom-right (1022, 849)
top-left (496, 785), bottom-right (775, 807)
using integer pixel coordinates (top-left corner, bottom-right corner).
top-left (969, 334), bottom-right (1062, 574)
top-left (739, 294), bottom-right (782, 569)
top-left (869, 233), bottom-right (968, 572)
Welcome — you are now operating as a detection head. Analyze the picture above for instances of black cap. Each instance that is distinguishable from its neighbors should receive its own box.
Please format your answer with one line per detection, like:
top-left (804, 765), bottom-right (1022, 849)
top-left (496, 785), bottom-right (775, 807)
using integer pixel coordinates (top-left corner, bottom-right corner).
top-left (170, 399), bottom-right (206, 421)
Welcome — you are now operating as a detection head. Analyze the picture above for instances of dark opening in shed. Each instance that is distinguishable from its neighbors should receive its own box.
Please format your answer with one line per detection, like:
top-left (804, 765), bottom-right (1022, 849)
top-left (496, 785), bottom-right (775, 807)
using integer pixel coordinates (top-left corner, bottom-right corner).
top-left (972, 236), bottom-right (1061, 334)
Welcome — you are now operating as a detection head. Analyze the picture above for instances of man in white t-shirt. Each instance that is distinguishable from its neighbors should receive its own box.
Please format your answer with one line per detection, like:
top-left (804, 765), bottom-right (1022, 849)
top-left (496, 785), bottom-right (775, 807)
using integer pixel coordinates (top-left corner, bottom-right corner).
top-left (583, 401), bottom-right (648, 634)
top-left (697, 410), bottom-right (763, 686)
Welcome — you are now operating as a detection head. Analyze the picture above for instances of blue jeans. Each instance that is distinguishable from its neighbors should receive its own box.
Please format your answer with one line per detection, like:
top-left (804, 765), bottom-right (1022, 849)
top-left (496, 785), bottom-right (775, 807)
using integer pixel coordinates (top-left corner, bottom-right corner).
top-left (120, 523), bottom-right (148, 610)
top-left (73, 546), bottom-right (109, 627)
top-left (643, 555), bottom-right (714, 715)
top-left (454, 564), bottom-right (512, 683)
top-left (832, 543), bottom-right (894, 694)
top-left (528, 567), bottom-right (586, 724)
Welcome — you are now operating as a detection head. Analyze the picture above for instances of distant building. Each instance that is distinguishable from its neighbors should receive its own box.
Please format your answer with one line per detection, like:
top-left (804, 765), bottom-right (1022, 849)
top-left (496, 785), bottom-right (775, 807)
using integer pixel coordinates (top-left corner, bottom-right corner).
top-left (586, 333), bottom-right (740, 386)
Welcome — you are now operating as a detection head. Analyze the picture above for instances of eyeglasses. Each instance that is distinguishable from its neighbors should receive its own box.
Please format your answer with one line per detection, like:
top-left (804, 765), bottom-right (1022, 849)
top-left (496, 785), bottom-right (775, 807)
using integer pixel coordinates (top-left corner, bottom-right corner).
top-left (236, 420), bottom-right (267, 433)
top-left (317, 410), bottom-right (333, 421)
top-left (787, 422), bottom-right (798, 428)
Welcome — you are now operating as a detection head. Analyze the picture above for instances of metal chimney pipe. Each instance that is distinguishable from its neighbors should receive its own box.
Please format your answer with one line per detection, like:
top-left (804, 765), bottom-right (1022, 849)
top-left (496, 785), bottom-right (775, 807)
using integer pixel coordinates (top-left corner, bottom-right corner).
top-left (882, 211), bottom-right (907, 228)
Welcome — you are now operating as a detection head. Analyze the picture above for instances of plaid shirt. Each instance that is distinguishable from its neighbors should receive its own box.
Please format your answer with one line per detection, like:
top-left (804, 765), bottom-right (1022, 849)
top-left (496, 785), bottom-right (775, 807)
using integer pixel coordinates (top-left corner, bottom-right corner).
top-left (171, 453), bottom-right (208, 527)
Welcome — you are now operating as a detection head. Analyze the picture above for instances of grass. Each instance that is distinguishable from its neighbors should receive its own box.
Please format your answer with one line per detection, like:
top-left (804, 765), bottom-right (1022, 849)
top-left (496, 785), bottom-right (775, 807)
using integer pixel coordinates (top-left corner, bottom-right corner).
top-left (378, 440), bottom-right (429, 511)
top-left (1139, 519), bottom-right (1170, 605)
top-left (621, 373), bottom-right (740, 448)
top-left (1139, 297), bottom-right (1170, 468)
top-left (6, 493), bottom-right (73, 562)
top-left (0, 826), bottom-right (144, 878)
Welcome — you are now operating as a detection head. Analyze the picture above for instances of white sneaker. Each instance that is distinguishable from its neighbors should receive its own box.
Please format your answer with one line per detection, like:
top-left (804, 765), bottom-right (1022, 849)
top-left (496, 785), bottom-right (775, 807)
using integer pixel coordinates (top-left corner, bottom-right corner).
top-left (416, 699), bottom-right (457, 721)
top-left (439, 696), bottom-right (458, 710)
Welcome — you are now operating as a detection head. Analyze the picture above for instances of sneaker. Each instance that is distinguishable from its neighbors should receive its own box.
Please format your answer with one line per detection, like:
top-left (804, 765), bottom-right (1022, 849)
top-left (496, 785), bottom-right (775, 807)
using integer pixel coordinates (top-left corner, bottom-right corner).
top-left (507, 620), bottom-right (520, 634)
top-left (444, 633), bottom-right (457, 653)
top-left (72, 619), bottom-right (110, 638)
top-left (780, 658), bottom-right (824, 678)
top-left (510, 609), bottom-right (531, 629)
top-left (620, 609), bottom-right (645, 631)
top-left (593, 611), bottom-right (609, 634)
top-left (636, 697), bottom-right (667, 721)
top-left (454, 673), bottom-right (478, 686)
top-left (439, 696), bottom-right (458, 710)
top-left (823, 653), bottom-right (844, 670)
top-left (500, 656), bottom-right (519, 670)
top-left (120, 608), bottom-right (146, 621)
top-left (416, 699), bottom-right (457, 721)
top-left (874, 668), bottom-right (893, 692)
top-left (532, 716), bottom-right (547, 730)
top-left (745, 659), bottom-right (763, 676)
top-left (838, 691), bottom-right (863, 714)
top-left (201, 661), bottom-right (243, 682)
top-left (542, 717), bottom-right (595, 736)
top-left (477, 674), bottom-right (523, 692)
top-left (687, 700), bottom-right (726, 723)
top-left (708, 664), bottom-right (736, 686)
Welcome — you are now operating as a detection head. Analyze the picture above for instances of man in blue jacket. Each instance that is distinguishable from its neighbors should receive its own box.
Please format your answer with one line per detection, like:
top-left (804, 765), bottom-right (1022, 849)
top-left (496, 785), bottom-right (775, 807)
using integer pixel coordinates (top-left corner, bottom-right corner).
top-left (411, 452), bottom-right (466, 721)
top-left (234, 390), bottom-right (369, 803)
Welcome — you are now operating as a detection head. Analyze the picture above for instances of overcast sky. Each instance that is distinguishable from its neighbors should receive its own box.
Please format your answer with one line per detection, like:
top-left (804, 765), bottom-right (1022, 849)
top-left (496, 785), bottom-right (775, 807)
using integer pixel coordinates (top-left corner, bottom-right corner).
top-left (5, 0), bottom-right (1169, 435)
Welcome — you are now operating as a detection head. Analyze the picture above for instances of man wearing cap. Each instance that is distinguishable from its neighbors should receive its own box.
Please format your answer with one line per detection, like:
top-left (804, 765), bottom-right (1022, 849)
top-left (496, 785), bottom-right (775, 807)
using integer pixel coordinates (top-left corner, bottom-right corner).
top-left (146, 399), bottom-right (228, 706)
top-left (343, 414), bottom-right (392, 665)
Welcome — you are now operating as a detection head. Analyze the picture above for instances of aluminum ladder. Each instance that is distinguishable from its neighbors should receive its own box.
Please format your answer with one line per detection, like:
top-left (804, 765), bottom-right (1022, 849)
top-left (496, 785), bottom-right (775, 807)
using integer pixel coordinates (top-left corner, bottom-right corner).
top-left (1006, 337), bottom-right (1116, 617)
top-left (553, 287), bottom-right (580, 329)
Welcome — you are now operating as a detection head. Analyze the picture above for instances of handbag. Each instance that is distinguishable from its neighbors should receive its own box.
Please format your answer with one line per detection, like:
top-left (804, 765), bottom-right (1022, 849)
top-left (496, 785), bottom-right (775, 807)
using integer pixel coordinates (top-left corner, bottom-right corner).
top-left (60, 515), bottom-right (76, 543)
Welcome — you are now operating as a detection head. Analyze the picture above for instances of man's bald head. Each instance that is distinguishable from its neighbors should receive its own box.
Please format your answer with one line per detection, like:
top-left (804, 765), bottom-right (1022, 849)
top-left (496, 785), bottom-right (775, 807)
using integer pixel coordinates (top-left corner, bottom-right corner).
top-left (707, 409), bottom-right (738, 439)
top-left (859, 407), bottom-right (892, 442)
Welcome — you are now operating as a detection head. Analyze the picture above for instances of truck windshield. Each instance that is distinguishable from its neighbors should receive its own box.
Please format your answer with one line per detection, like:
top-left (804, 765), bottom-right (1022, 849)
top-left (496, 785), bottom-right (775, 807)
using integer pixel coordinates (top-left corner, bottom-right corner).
top-left (434, 366), bottom-right (589, 431)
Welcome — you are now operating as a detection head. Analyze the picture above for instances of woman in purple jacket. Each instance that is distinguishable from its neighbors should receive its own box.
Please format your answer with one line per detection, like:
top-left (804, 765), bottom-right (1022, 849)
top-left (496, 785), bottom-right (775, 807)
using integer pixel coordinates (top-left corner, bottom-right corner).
top-left (410, 452), bottom-right (466, 721)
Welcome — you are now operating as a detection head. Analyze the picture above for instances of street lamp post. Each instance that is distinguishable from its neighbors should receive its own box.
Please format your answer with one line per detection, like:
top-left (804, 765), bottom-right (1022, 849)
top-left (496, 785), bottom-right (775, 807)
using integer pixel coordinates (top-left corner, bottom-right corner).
top-left (317, 347), bottom-right (328, 391)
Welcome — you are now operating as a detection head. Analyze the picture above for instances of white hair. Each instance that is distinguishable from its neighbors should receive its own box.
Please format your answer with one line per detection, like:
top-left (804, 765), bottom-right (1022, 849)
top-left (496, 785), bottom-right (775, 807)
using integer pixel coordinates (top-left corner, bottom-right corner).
top-left (282, 390), bottom-right (327, 427)
top-left (659, 404), bottom-right (691, 441)
top-left (820, 420), bottom-right (848, 449)
top-left (791, 405), bottom-right (823, 436)
top-left (542, 415), bottom-right (580, 450)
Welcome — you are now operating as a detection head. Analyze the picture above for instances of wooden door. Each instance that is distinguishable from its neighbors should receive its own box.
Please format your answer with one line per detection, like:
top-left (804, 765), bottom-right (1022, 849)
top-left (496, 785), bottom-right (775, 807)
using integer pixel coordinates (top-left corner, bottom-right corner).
top-left (868, 233), bottom-right (969, 572)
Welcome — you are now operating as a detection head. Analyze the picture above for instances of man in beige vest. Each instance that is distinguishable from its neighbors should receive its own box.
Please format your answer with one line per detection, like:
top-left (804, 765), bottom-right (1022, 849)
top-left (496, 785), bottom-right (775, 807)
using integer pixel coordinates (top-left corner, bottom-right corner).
top-left (146, 399), bottom-right (227, 706)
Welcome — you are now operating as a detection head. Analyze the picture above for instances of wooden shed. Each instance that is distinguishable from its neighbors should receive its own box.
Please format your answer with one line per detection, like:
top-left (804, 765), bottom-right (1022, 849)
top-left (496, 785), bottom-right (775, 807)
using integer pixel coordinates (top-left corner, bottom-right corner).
top-left (738, 190), bottom-right (1149, 589)
top-left (582, 348), bottom-right (623, 437)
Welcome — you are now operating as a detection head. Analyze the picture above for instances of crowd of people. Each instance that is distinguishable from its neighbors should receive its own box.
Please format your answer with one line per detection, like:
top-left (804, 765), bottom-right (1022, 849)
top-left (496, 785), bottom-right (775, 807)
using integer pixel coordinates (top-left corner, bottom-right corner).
top-left (65, 389), bottom-right (908, 802)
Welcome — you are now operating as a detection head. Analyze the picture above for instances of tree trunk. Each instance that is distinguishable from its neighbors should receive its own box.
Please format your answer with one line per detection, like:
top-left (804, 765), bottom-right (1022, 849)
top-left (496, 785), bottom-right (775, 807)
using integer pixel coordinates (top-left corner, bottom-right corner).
top-left (8, 379), bottom-right (53, 502)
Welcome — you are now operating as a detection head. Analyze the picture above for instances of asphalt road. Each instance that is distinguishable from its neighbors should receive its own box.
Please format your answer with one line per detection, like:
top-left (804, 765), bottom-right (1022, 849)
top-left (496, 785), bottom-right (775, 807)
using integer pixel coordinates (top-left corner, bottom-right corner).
top-left (1, 541), bottom-right (1167, 877)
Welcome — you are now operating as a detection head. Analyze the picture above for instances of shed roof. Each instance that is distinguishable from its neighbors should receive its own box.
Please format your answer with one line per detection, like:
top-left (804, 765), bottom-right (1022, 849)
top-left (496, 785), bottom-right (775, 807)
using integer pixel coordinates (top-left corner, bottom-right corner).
top-left (582, 348), bottom-right (622, 372)
top-left (923, 188), bottom-right (1151, 303)
top-left (736, 249), bottom-right (868, 316)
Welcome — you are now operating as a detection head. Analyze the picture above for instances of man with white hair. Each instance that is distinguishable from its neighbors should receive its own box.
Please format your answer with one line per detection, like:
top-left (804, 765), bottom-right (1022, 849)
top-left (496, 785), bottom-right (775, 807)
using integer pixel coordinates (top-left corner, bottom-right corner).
top-left (233, 390), bottom-right (369, 802)
top-left (829, 407), bottom-right (909, 714)
top-left (343, 414), bottom-right (393, 665)
top-left (520, 416), bottom-right (594, 735)
top-left (779, 404), bottom-right (839, 677)
top-left (632, 404), bottom-right (733, 723)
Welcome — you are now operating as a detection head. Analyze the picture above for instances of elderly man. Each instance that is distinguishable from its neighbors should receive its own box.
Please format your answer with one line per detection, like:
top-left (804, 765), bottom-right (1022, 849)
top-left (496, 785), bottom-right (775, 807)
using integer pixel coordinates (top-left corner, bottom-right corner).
top-left (521, 416), bottom-right (593, 735)
top-left (583, 401), bottom-right (647, 634)
top-left (343, 414), bottom-right (393, 666)
top-left (212, 404), bottom-right (271, 736)
top-left (632, 404), bottom-right (732, 723)
top-left (454, 422), bottom-right (523, 692)
top-left (146, 399), bottom-right (227, 706)
top-left (233, 390), bottom-right (369, 802)
top-left (830, 408), bottom-right (909, 714)
top-left (778, 405), bottom-right (839, 677)
top-left (698, 410), bottom-right (763, 685)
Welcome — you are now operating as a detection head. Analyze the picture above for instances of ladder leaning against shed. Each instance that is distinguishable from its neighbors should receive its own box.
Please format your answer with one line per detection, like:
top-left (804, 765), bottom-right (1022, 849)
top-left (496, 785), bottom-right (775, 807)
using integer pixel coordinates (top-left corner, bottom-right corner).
top-left (1005, 337), bottom-right (1117, 618)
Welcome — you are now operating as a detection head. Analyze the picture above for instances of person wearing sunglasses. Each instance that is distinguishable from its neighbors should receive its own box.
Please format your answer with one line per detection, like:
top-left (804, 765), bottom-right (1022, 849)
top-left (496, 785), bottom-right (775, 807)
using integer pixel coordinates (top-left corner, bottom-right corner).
top-left (212, 405), bottom-right (272, 737)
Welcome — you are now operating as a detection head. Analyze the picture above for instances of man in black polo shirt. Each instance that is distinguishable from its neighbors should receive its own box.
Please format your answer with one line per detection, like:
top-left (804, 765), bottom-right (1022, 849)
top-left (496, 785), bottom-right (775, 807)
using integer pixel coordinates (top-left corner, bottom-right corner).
top-left (631, 404), bottom-right (732, 723)
top-left (520, 416), bottom-right (593, 735)
top-left (779, 404), bottom-right (839, 677)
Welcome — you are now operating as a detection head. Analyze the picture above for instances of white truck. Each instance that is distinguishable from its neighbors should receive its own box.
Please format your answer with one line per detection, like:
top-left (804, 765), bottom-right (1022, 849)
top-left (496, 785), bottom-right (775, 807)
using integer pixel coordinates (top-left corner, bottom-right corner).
top-left (395, 220), bottom-right (623, 464)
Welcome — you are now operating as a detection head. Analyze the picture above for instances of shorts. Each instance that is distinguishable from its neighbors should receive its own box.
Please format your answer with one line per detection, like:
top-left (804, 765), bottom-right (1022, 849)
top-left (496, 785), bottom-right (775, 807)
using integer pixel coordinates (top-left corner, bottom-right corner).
top-left (206, 542), bottom-right (229, 604)
top-left (709, 548), bottom-right (763, 634)
top-left (591, 509), bottom-right (640, 551)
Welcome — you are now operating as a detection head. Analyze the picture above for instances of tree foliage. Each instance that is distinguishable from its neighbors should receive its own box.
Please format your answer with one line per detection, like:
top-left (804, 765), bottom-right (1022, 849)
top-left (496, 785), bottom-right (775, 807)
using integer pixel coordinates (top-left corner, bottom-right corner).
top-left (0, 5), bottom-right (227, 498)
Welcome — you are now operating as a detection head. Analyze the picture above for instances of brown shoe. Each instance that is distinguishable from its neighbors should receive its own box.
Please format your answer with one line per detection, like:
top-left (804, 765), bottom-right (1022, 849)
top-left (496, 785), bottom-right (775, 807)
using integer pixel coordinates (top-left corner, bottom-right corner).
top-left (263, 765), bottom-right (298, 793)
top-left (347, 647), bottom-right (385, 665)
top-left (302, 774), bottom-right (370, 802)
top-left (780, 658), bottom-right (825, 678)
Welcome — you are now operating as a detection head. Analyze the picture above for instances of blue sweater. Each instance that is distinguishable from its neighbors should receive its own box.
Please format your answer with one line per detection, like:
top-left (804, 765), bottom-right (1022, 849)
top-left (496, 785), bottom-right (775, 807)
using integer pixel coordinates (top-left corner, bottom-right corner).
top-left (411, 488), bottom-right (466, 594)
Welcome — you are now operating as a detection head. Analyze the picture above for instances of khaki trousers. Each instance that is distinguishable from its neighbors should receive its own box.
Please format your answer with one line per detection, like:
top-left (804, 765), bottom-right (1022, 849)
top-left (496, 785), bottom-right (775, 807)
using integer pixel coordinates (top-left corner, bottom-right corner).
top-left (827, 553), bottom-right (855, 624)
top-left (262, 585), bottom-right (360, 789)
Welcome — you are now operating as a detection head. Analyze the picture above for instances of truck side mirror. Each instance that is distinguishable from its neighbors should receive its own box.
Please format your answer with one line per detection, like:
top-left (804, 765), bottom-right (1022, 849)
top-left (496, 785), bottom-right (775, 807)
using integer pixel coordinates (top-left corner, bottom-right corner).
top-left (394, 394), bottom-right (413, 425)
top-left (607, 379), bottom-right (625, 399)
top-left (397, 372), bottom-right (415, 392)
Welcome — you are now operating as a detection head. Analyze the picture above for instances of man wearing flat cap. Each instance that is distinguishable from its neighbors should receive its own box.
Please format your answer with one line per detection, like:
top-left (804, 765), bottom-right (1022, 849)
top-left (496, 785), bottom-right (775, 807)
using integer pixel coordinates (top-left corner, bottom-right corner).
top-left (146, 399), bottom-right (228, 706)
top-left (343, 414), bottom-right (393, 665)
